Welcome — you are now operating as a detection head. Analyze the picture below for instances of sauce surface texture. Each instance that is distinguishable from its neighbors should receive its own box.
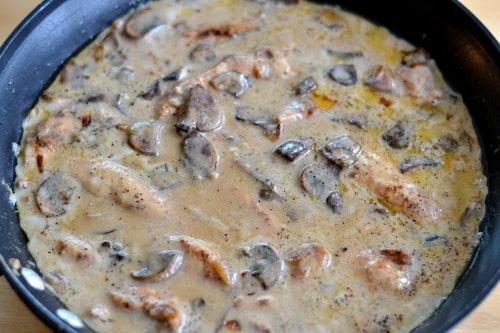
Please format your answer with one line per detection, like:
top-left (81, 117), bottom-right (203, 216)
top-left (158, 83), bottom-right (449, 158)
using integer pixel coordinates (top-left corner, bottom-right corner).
top-left (14, 0), bottom-right (487, 332)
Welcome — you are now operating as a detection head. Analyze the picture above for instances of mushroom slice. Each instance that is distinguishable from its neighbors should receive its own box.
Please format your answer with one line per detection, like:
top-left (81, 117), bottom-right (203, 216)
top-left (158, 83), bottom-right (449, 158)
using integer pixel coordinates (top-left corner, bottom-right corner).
top-left (399, 157), bottom-right (437, 174)
top-left (320, 135), bottom-right (361, 168)
top-left (182, 131), bottom-right (218, 179)
top-left (138, 81), bottom-right (160, 100)
top-left (132, 250), bottom-right (183, 282)
top-left (175, 84), bottom-right (222, 134)
top-left (295, 77), bottom-right (317, 96)
top-left (128, 120), bottom-right (164, 156)
top-left (300, 162), bottom-right (340, 198)
top-left (364, 65), bottom-right (397, 92)
top-left (210, 71), bottom-right (250, 98)
top-left (36, 173), bottom-right (78, 217)
top-left (240, 244), bottom-right (284, 290)
top-left (287, 243), bottom-right (332, 280)
top-left (189, 44), bottom-right (216, 63)
top-left (235, 109), bottom-right (282, 141)
top-left (110, 287), bottom-right (186, 331)
top-left (325, 191), bottom-right (342, 214)
top-left (178, 236), bottom-right (236, 286)
top-left (382, 123), bottom-right (410, 149)
top-left (293, 79), bottom-right (316, 97)
top-left (124, 7), bottom-right (166, 39)
top-left (274, 138), bottom-right (313, 162)
top-left (329, 64), bottom-right (357, 86)
top-left (327, 50), bottom-right (364, 59)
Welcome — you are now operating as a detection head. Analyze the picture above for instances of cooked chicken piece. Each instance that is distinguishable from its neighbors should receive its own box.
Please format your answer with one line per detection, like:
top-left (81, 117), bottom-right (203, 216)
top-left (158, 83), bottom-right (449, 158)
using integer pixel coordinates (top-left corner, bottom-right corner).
top-left (220, 295), bottom-right (284, 333)
top-left (364, 65), bottom-right (398, 93)
top-left (184, 22), bottom-right (255, 41)
top-left (171, 49), bottom-right (292, 96)
top-left (287, 243), bottom-right (332, 280)
top-left (356, 249), bottom-right (412, 291)
top-left (58, 236), bottom-right (97, 262)
top-left (396, 65), bottom-right (443, 104)
top-left (110, 287), bottom-right (186, 332)
top-left (90, 304), bottom-right (112, 323)
top-left (73, 160), bottom-right (169, 218)
top-left (176, 235), bottom-right (236, 286)
top-left (24, 111), bottom-right (80, 172)
top-left (349, 152), bottom-right (445, 226)
top-left (275, 99), bottom-right (319, 124)
top-left (230, 186), bottom-right (284, 230)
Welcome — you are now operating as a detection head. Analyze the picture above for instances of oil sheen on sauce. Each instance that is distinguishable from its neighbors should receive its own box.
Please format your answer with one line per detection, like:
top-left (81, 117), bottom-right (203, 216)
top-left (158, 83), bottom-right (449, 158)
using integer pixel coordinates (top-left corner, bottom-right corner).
top-left (14, 0), bottom-right (487, 332)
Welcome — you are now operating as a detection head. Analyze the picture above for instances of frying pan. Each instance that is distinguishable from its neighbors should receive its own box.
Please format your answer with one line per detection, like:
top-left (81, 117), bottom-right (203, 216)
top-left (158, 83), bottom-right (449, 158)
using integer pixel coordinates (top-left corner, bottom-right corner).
top-left (0, 0), bottom-right (498, 332)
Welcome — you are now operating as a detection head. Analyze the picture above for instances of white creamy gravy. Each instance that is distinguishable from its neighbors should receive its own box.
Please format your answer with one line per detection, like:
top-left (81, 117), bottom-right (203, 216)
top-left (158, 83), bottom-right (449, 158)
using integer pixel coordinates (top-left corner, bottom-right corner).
top-left (14, 0), bottom-right (487, 332)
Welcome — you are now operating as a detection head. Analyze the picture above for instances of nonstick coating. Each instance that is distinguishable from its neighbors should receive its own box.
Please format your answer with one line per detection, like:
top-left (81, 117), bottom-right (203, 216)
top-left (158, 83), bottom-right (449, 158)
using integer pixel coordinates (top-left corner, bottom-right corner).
top-left (0, 1), bottom-right (498, 332)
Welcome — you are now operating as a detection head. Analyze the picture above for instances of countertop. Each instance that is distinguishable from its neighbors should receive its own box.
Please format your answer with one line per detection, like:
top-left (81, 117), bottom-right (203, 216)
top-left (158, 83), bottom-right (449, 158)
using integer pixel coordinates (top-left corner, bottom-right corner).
top-left (0, 0), bottom-right (498, 332)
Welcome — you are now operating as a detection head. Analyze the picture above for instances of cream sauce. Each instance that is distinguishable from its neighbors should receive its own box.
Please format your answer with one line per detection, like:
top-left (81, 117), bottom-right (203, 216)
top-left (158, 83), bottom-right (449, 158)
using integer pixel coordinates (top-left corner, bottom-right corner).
top-left (15, 0), bottom-right (487, 332)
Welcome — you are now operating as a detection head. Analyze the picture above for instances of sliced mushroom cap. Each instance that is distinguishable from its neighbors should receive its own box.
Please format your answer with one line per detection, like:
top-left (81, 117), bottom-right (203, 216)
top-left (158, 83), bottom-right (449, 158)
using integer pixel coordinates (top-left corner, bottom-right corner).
top-left (124, 7), bottom-right (166, 39)
top-left (327, 50), bottom-right (364, 59)
top-left (210, 71), bottom-right (250, 98)
top-left (175, 84), bottom-right (222, 134)
top-left (274, 138), bottom-right (313, 162)
top-left (300, 162), bottom-right (340, 197)
top-left (240, 244), bottom-right (283, 290)
top-left (329, 64), bottom-right (357, 86)
top-left (364, 65), bottom-right (397, 92)
top-left (132, 250), bottom-right (184, 282)
top-left (295, 77), bottom-right (317, 96)
top-left (320, 135), bottom-right (361, 168)
top-left (128, 120), bottom-right (164, 156)
top-left (189, 44), bottom-right (216, 63)
top-left (399, 157), bottom-right (436, 174)
top-left (139, 81), bottom-right (160, 100)
top-left (382, 123), bottom-right (410, 149)
top-left (326, 191), bottom-right (342, 214)
top-left (235, 109), bottom-right (282, 141)
top-left (436, 136), bottom-right (459, 152)
top-left (36, 173), bottom-right (78, 217)
top-left (182, 131), bottom-right (218, 179)
top-left (287, 243), bottom-right (332, 280)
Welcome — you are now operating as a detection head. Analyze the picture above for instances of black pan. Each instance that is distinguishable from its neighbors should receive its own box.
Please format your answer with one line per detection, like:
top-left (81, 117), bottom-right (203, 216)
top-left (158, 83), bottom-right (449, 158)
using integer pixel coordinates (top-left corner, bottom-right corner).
top-left (0, 0), bottom-right (498, 332)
